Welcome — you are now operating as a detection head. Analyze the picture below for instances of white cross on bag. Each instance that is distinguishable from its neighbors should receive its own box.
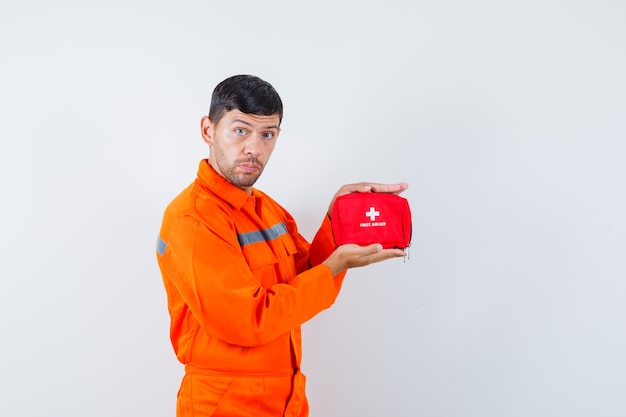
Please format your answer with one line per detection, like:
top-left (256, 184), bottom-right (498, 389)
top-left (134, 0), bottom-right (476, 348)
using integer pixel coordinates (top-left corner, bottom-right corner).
top-left (365, 206), bottom-right (380, 221)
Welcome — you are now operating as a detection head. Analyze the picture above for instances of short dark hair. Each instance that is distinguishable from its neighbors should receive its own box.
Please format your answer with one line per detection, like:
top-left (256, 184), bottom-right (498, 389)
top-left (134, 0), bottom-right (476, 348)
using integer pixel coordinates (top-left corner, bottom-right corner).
top-left (208, 74), bottom-right (283, 126)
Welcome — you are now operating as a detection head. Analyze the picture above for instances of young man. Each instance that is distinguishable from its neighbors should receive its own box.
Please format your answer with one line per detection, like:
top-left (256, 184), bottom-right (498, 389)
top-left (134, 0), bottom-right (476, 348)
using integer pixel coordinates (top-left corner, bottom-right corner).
top-left (156, 74), bottom-right (408, 417)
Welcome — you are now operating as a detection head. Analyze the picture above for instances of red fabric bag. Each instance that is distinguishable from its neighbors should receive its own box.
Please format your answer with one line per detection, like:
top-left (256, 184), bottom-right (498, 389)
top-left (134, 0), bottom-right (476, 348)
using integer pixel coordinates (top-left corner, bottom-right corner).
top-left (331, 193), bottom-right (412, 249)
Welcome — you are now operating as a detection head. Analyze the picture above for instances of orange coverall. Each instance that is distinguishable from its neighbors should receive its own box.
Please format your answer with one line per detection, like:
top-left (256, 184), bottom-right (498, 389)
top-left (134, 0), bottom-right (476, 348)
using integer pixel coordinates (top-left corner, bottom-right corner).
top-left (156, 160), bottom-right (346, 417)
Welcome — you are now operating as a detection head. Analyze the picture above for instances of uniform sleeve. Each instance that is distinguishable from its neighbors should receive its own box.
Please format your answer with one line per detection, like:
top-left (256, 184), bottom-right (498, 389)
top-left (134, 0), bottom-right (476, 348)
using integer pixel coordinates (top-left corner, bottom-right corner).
top-left (285, 212), bottom-right (346, 292)
top-left (310, 215), bottom-right (341, 266)
top-left (158, 213), bottom-right (343, 347)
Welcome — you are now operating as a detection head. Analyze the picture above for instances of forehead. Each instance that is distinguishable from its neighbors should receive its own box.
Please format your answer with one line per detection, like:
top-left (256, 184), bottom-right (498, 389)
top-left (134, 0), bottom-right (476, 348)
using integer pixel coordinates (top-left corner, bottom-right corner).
top-left (220, 109), bottom-right (281, 128)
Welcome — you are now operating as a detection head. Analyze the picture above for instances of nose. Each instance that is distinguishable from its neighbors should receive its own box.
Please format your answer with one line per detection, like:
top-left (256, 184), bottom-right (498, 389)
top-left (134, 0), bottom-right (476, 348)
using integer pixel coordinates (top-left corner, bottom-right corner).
top-left (244, 135), bottom-right (263, 157)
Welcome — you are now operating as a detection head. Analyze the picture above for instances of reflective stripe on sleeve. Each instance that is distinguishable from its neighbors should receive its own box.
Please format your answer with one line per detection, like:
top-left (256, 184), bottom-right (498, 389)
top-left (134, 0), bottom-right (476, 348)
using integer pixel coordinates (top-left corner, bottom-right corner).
top-left (156, 236), bottom-right (167, 256)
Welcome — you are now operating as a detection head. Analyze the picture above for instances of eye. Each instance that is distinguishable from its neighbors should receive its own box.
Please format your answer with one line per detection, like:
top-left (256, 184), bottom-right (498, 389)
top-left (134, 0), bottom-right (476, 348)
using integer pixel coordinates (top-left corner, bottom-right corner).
top-left (235, 128), bottom-right (247, 135)
top-left (262, 132), bottom-right (275, 139)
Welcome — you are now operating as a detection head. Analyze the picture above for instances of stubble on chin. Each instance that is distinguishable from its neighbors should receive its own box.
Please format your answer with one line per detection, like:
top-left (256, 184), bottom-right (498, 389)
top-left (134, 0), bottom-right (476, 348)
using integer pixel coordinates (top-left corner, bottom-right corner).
top-left (212, 141), bottom-right (266, 188)
top-left (220, 158), bottom-right (264, 188)
top-left (226, 169), bottom-right (261, 188)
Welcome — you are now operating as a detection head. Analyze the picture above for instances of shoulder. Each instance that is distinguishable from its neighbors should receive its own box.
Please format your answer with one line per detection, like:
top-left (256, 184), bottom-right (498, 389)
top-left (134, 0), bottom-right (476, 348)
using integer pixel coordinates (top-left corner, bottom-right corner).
top-left (162, 180), bottom-right (237, 235)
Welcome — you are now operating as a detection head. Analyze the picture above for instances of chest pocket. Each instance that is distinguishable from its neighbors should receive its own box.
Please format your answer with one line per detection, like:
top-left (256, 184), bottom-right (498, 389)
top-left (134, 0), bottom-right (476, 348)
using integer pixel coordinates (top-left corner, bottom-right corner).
top-left (280, 233), bottom-right (298, 257)
top-left (241, 242), bottom-right (278, 288)
top-left (241, 241), bottom-right (278, 269)
top-left (237, 223), bottom-right (288, 286)
top-left (275, 233), bottom-right (298, 279)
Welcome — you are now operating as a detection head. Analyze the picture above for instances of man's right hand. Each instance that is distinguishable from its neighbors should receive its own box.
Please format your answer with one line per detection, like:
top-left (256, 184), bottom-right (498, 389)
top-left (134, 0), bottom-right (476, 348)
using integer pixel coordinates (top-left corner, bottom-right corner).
top-left (322, 243), bottom-right (406, 276)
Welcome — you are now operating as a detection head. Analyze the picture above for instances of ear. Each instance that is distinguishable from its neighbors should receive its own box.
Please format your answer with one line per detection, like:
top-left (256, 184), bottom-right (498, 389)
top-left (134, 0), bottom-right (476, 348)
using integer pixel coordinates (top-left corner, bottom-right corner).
top-left (200, 116), bottom-right (214, 146)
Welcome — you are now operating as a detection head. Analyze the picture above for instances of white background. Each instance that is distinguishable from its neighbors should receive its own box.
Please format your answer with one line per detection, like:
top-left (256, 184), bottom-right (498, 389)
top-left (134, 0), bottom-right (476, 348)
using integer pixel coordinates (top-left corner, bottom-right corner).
top-left (1, 1), bottom-right (625, 416)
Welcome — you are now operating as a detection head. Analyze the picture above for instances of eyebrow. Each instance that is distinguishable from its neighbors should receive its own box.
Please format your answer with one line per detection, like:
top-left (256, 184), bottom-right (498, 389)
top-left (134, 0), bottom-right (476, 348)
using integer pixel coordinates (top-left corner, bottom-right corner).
top-left (231, 118), bottom-right (280, 130)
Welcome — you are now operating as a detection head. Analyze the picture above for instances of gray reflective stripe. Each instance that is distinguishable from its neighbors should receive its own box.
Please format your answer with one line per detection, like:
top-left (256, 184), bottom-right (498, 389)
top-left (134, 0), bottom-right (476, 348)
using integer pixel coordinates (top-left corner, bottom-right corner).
top-left (238, 222), bottom-right (288, 246)
top-left (156, 236), bottom-right (167, 256)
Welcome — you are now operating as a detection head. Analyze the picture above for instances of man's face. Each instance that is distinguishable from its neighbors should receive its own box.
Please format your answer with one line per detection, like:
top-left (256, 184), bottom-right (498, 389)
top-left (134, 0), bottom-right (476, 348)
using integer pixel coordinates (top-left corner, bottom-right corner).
top-left (202, 109), bottom-right (281, 194)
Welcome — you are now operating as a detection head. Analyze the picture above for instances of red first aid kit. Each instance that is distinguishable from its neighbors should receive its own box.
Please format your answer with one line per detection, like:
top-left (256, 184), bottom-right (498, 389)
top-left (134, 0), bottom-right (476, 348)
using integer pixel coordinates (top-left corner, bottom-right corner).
top-left (331, 193), bottom-right (412, 249)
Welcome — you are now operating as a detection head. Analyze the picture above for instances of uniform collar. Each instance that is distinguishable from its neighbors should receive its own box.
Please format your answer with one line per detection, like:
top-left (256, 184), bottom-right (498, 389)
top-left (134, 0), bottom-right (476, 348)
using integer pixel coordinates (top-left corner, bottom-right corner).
top-left (196, 159), bottom-right (259, 210)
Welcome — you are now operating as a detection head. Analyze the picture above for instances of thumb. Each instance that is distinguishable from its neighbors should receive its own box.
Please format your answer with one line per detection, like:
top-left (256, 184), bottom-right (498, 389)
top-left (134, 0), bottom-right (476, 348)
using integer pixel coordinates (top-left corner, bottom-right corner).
top-left (364, 243), bottom-right (383, 254)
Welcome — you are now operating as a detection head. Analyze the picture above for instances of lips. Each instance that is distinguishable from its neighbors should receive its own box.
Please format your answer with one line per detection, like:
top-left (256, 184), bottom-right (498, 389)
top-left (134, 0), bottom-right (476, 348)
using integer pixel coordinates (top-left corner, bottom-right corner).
top-left (238, 163), bottom-right (261, 173)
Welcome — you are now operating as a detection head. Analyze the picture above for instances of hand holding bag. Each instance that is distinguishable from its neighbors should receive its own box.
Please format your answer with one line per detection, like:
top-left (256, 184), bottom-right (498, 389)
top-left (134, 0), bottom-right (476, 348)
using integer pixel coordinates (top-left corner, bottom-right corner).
top-left (331, 193), bottom-right (412, 249)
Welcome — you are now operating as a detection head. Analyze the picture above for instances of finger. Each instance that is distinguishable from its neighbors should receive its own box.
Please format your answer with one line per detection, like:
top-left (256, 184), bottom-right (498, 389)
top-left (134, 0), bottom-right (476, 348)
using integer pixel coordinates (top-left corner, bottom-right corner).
top-left (360, 243), bottom-right (383, 254)
top-left (338, 243), bottom-right (381, 257)
top-left (341, 183), bottom-right (372, 194)
top-left (368, 183), bottom-right (409, 194)
top-left (357, 244), bottom-right (405, 260)
top-left (356, 249), bottom-right (406, 266)
top-left (369, 248), bottom-right (406, 258)
top-left (385, 248), bottom-right (408, 257)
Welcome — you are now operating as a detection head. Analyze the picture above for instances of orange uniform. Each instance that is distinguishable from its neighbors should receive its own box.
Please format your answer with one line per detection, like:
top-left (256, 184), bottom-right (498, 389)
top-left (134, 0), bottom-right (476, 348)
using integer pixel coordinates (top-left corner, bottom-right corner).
top-left (156, 160), bottom-right (346, 416)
